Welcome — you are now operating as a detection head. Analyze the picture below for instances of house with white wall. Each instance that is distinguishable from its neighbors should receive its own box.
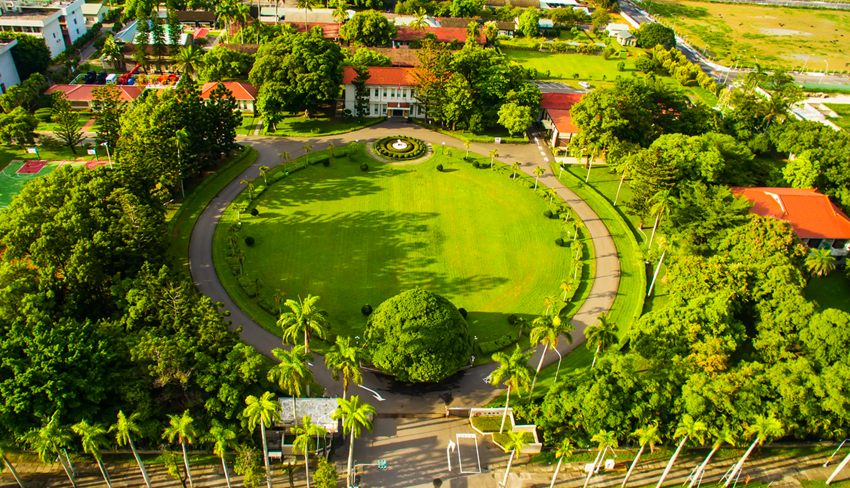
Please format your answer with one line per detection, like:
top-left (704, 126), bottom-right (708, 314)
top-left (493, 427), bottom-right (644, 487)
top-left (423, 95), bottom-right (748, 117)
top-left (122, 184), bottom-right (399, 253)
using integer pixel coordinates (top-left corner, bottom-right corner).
top-left (0, 0), bottom-right (87, 57)
top-left (342, 66), bottom-right (425, 119)
top-left (0, 37), bottom-right (21, 91)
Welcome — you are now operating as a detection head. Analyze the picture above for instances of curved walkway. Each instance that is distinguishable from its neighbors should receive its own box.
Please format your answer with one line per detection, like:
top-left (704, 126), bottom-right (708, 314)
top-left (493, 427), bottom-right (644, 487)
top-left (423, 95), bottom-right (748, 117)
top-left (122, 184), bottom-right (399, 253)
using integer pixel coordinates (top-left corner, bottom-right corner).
top-left (188, 119), bottom-right (619, 413)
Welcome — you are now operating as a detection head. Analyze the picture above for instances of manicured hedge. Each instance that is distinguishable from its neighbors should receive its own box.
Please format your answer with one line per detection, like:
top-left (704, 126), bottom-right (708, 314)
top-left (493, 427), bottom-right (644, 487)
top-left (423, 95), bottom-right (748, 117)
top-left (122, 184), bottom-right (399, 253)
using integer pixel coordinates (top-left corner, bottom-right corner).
top-left (373, 135), bottom-right (426, 160)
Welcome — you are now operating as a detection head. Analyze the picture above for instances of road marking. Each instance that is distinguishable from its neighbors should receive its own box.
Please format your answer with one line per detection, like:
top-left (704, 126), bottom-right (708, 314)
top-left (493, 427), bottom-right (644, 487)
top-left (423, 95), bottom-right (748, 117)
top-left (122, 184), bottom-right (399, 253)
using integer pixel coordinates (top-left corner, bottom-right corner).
top-left (540, 151), bottom-right (546, 156)
top-left (544, 157), bottom-right (549, 162)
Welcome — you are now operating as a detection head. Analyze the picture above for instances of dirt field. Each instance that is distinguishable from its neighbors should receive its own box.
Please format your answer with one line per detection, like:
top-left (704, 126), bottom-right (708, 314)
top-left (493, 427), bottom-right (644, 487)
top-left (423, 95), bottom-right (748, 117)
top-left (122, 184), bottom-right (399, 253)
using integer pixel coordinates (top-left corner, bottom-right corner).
top-left (639, 0), bottom-right (850, 71)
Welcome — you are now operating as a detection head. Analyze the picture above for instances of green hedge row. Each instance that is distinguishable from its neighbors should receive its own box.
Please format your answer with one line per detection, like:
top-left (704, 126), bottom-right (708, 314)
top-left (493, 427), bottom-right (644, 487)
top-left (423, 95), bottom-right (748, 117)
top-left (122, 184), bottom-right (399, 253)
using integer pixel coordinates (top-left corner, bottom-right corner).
top-left (476, 331), bottom-right (518, 357)
top-left (374, 135), bottom-right (426, 160)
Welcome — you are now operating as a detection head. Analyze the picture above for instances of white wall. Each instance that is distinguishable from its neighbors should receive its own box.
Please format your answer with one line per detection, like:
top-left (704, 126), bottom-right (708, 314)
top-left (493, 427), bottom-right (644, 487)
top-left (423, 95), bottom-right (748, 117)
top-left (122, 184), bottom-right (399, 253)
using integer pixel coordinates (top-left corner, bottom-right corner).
top-left (42, 20), bottom-right (67, 58)
top-left (343, 84), bottom-right (425, 118)
top-left (0, 48), bottom-right (20, 90)
top-left (60, 0), bottom-right (88, 45)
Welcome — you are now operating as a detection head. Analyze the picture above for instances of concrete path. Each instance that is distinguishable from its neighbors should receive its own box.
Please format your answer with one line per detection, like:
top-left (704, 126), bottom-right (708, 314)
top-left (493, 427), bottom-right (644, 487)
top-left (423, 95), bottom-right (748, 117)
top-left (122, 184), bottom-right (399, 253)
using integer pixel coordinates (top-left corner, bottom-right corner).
top-left (188, 119), bottom-right (620, 414)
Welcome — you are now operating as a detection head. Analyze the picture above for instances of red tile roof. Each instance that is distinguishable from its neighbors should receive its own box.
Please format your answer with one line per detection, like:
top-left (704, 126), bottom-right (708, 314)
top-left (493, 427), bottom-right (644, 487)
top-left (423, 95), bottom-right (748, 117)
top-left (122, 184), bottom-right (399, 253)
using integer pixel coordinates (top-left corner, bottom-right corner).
top-left (45, 84), bottom-right (144, 102)
top-left (342, 66), bottom-right (416, 86)
top-left (193, 27), bottom-right (209, 39)
top-left (541, 92), bottom-right (583, 110)
top-left (731, 187), bottom-right (850, 239)
top-left (290, 22), bottom-right (341, 38)
top-left (200, 82), bottom-right (257, 101)
top-left (547, 108), bottom-right (578, 135)
top-left (395, 26), bottom-right (486, 45)
top-left (349, 46), bottom-right (422, 66)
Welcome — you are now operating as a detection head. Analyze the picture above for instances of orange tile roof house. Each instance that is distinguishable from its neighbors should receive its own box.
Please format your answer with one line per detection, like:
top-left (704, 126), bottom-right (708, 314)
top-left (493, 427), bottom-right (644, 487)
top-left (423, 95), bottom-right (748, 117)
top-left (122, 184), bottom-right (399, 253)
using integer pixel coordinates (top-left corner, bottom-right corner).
top-left (45, 84), bottom-right (144, 109)
top-left (539, 93), bottom-right (583, 149)
top-left (732, 187), bottom-right (850, 256)
top-left (394, 26), bottom-right (486, 46)
top-left (200, 82), bottom-right (257, 112)
top-left (341, 66), bottom-right (423, 118)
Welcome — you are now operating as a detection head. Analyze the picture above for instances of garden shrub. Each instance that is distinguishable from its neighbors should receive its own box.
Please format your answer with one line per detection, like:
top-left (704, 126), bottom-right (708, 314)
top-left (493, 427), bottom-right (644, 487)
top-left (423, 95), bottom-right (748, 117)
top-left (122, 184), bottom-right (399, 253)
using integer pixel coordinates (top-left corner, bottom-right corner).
top-left (34, 108), bottom-right (53, 122)
top-left (257, 296), bottom-right (278, 316)
top-left (472, 161), bottom-right (480, 169)
top-left (238, 276), bottom-right (258, 297)
top-left (364, 288), bottom-right (473, 383)
top-left (322, 159), bottom-right (330, 167)
top-left (373, 135), bottom-right (426, 160)
top-left (436, 164), bottom-right (444, 172)
top-left (458, 308), bottom-right (468, 318)
top-left (555, 237), bottom-right (564, 246)
top-left (360, 163), bottom-right (369, 171)
top-left (543, 209), bottom-right (553, 218)
top-left (250, 208), bottom-right (259, 216)
top-left (476, 332), bottom-right (517, 356)
top-left (245, 236), bottom-right (255, 246)
top-left (507, 314), bottom-right (518, 325)
top-left (361, 304), bottom-right (373, 316)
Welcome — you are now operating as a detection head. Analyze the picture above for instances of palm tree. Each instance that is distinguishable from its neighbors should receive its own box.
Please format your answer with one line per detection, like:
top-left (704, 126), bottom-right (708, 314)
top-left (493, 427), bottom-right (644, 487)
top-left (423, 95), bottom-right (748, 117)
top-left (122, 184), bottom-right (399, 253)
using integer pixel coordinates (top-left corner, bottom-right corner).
top-left (689, 425), bottom-right (736, 488)
top-left (543, 295), bottom-right (559, 315)
top-left (328, 142), bottom-right (336, 159)
top-left (279, 152), bottom-right (291, 173)
top-left (278, 294), bottom-right (330, 351)
top-left (332, 396), bottom-right (376, 487)
top-left (235, 3), bottom-right (250, 43)
top-left (303, 145), bottom-right (313, 164)
top-left (489, 149), bottom-right (498, 169)
top-left (546, 188), bottom-right (558, 206)
top-left (513, 316), bottom-right (530, 340)
top-left (72, 420), bottom-right (112, 488)
top-left (234, 248), bottom-right (245, 276)
top-left (549, 438), bottom-right (573, 488)
top-left (573, 220), bottom-right (585, 241)
top-left (162, 410), bottom-right (197, 488)
top-left (110, 411), bottom-right (152, 488)
top-left (204, 421), bottom-right (236, 488)
top-left (215, 0), bottom-right (235, 44)
top-left (585, 313), bottom-right (617, 368)
top-left (0, 441), bottom-right (25, 488)
top-left (806, 249), bottom-right (836, 277)
top-left (272, 289), bottom-right (286, 315)
top-left (296, 0), bottom-right (318, 31)
top-left (175, 128), bottom-right (189, 198)
top-left (463, 141), bottom-right (471, 159)
top-left (268, 346), bottom-right (315, 418)
top-left (583, 430), bottom-right (619, 488)
top-left (324, 336), bottom-right (362, 402)
top-left (24, 412), bottom-right (77, 488)
top-left (292, 415), bottom-right (327, 488)
top-left (332, 0), bottom-right (348, 39)
top-left (529, 313), bottom-right (574, 397)
top-left (243, 392), bottom-right (281, 488)
top-left (240, 179), bottom-right (255, 200)
top-left (511, 161), bottom-right (521, 178)
top-left (560, 279), bottom-right (574, 301)
top-left (648, 188), bottom-right (673, 248)
top-left (724, 414), bottom-right (784, 487)
top-left (621, 422), bottom-right (661, 488)
top-left (410, 8), bottom-right (428, 32)
top-left (490, 345), bottom-right (533, 433)
top-left (533, 166), bottom-right (545, 189)
top-left (172, 46), bottom-right (202, 78)
top-left (499, 430), bottom-right (528, 487)
top-left (655, 414), bottom-right (707, 488)
top-left (259, 165), bottom-right (270, 185)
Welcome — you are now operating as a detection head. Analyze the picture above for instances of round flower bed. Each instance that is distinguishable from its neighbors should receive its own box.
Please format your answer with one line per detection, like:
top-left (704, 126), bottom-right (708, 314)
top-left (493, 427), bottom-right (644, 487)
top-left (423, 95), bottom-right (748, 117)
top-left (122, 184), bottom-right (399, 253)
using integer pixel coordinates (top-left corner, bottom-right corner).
top-left (373, 135), bottom-right (427, 161)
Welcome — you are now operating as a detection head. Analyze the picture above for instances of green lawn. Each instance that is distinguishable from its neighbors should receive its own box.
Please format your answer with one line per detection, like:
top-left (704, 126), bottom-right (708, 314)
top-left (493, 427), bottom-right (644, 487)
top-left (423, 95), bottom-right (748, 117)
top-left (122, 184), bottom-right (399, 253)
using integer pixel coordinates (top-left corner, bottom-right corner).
top-left (412, 119), bottom-right (528, 144)
top-left (0, 146), bottom-right (100, 208)
top-left (825, 103), bottom-right (850, 131)
top-left (236, 112), bottom-right (260, 135)
top-left (263, 114), bottom-right (386, 137)
top-left (36, 112), bottom-right (92, 132)
top-left (213, 145), bottom-right (579, 352)
top-left (805, 271), bottom-right (850, 313)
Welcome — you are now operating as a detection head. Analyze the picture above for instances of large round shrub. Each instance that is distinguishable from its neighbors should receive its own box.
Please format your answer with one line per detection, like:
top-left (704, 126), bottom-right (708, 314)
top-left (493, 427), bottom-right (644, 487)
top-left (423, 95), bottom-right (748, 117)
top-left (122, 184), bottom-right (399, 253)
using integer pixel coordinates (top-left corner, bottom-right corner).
top-left (364, 288), bottom-right (473, 383)
top-left (373, 135), bottom-right (426, 161)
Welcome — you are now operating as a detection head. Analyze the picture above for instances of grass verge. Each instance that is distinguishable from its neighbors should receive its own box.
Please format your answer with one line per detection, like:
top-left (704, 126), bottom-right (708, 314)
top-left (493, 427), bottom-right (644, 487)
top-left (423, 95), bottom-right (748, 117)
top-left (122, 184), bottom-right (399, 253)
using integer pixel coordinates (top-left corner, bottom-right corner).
top-left (263, 115), bottom-right (386, 137)
top-left (411, 119), bottom-right (529, 144)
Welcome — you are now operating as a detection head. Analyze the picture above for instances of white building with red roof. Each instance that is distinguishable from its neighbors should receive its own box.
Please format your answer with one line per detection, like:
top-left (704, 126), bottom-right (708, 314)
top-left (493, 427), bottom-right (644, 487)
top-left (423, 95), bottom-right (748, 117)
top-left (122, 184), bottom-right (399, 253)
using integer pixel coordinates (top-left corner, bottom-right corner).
top-left (44, 84), bottom-right (144, 109)
top-left (342, 66), bottom-right (423, 119)
top-left (538, 92), bottom-right (583, 149)
top-left (731, 187), bottom-right (850, 257)
top-left (200, 81), bottom-right (257, 112)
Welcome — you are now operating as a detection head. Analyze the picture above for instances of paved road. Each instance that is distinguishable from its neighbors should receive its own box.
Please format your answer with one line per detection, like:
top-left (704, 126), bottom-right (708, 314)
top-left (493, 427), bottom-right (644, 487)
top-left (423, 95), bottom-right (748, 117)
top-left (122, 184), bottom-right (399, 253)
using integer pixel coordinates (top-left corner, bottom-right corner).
top-left (188, 119), bottom-right (620, 413)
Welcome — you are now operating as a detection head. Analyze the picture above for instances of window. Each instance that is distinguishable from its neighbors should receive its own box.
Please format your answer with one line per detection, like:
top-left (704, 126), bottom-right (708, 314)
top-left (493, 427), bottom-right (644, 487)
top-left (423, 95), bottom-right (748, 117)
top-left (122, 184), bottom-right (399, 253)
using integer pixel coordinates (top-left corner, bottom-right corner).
top-left (383, 90), bottom-right (386, 97)
top-left (833, 239), bottom-right (847, 249)
top-left (76, 28), bottom-right (79, 35)
top-left (383, 106), bottom-right (387, 114)
top-left (53, 32), bottom-right (57, 38)
top-left (73, 18), bottom-right (77, 24)
top-left (374, 88), bottom-right (379, 97)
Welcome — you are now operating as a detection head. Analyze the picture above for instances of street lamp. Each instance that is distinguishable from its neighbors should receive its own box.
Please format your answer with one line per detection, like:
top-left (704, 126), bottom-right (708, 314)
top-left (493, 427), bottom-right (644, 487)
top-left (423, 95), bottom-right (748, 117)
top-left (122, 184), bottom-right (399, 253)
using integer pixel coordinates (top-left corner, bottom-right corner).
top-left (824, 58), bottom-right (829, 75)
top-left (100, 142), bottom-right (112, 169)
top-left (802, 54), bottom-right (810, 73)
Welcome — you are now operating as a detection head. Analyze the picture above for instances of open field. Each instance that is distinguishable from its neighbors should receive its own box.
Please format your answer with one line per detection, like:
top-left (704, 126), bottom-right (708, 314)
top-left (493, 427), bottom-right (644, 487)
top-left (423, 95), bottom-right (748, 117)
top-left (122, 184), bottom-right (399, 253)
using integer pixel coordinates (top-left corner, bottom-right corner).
top-left (213, 146), bottom-right (580, 350)
top-left (262, 113), bottom-right (386, 136)
top-left (638, 0), bottom-right (850, 71)
top-left (825, 103), bottom-right (850, 129)
top-left (805, 270), bottom-right (850, 312)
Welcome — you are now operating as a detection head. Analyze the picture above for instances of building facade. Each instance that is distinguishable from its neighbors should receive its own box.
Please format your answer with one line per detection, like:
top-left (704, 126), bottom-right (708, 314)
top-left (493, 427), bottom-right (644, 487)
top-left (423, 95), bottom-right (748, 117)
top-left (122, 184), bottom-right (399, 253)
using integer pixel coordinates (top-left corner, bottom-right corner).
top-left (342, 66), bottom-right (425, 118)
top-left (0, 0), bottom-right (87, 58)
top-left (0, 38), bottom-right (21, 91)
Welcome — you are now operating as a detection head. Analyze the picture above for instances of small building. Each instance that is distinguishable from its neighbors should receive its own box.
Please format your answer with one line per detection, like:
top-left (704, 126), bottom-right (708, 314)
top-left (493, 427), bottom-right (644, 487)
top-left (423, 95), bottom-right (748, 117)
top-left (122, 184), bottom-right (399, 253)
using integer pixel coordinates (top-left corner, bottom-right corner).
top-left (731, 187), bottom-right (850, 258)
top-left (538, 92), bottom-right (583, 148)
top-left (494, 20), bottom-right (515, 37)
top-left (289, 22), bottom-right (341, 39)
top-left (276, 398), bottom-right (340, 434)
top-left (394, 26), bottom-right (486, 46)
top-left (200, 81), bottom-right (256, 112)
top-left (0, 0), bottom-right (88, 58)
top-left (540, 0), bottom-right (580, 8)
top-left (175, 10), bottom-right (217, 27)
top-left (0, 37), bottom-right (21, 92)
top-left (348, 46), bottom-right (422, 67)
top-left (112, 19), bottom-right (191, 46)
top-left (606, 23), bottom-right (635, 46)
top-left (44, 84), bottom-right (144, 109)
top-left (81, 3), bottom-right (108, 24)
top-left (395, 14), bottom-right (440, 28)
top-left (342, 66), bottom-right (423, 118)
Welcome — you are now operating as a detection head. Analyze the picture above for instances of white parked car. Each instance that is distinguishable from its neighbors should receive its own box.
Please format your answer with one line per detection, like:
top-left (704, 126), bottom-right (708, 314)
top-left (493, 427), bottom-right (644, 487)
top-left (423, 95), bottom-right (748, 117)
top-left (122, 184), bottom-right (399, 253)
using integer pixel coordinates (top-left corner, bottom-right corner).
top-left (579, 81), bottom-right (592, 89)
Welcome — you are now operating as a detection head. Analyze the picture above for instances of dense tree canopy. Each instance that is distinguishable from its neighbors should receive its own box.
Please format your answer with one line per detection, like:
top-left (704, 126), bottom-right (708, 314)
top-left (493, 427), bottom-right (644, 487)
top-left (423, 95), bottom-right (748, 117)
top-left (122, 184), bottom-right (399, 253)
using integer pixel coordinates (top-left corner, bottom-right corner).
top-left (636, 23), bottom-right (675, 50)
top-left (365, 288), bottom-right (473, 382)
top-left (0, 32), bottom-right (51, 80)
top-left (339, 10), bottom-right (398, 47)
top-left (199, 46), bottom-right (255, 81)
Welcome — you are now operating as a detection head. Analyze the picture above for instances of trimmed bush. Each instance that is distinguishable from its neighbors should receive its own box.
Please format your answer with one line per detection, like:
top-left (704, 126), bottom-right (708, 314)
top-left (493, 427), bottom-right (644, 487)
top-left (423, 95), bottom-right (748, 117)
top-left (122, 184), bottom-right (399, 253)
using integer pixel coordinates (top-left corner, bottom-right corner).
top-left (361, 304), bottom-right (373, 316)
top-left (245, 236), bottom-right (255, 246)
top-left (476, 332), bottom-right (517, 356)
top-left (436, 164), bottom-right (444, 172)
top-left (507, 314), bottom-right (518, 325)
top-left (543, 209), bottom-right (553, 218)
top-left (322, 159), bottom-right (330, 167)
top-left (555, 237), bottom-right (564, 246)
top-left (373, 135), bottom-right (426, 161)
top-left (250, 208), bottom-right (259, 216)
top-left (238, 276), bottom-right (258, 297)
top-left (458, 308), bottom-right (468, 318)
top-left (472, 161), bottom-right (480, 169)
top-left (365, 288), bottom-right (473, 383)
top-left (360, 163), bottom-right (369, 171)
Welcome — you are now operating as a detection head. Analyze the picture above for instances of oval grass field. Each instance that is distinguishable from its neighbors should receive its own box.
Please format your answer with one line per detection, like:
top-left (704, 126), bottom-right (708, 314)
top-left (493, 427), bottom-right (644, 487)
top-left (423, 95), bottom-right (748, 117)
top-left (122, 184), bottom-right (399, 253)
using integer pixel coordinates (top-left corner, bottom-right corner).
top-left (213, 146), bottom-right (576, 350)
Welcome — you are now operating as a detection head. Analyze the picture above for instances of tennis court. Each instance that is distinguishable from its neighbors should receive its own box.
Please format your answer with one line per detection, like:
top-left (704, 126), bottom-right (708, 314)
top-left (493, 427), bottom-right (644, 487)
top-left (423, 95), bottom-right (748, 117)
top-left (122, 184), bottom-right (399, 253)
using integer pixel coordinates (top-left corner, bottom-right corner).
top-left (0, 159), bottom-right (105, 208)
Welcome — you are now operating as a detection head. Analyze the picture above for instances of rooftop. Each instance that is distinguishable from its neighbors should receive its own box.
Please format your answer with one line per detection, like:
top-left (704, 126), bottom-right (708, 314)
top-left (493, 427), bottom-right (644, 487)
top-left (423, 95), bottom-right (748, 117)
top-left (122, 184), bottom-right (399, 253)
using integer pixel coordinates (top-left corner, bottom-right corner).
top-left (395, 26), bottom-right (486, 44)
top-left (547, 108), bottom-right (578, 134)
top-left (541, 92), bottom-right (583, 109)
top-left (200, 81), bottom-right (257, 100)
top-left (349, 46), bottom-right (423, 66)
top-left (44, 84), bottom-right (145, 102)
top-left (277, 398), bottom-right (339, 433)
top-left (342, 66), bottom-right (417, 86)
top-left (731, 187), bottom-right (850, 240)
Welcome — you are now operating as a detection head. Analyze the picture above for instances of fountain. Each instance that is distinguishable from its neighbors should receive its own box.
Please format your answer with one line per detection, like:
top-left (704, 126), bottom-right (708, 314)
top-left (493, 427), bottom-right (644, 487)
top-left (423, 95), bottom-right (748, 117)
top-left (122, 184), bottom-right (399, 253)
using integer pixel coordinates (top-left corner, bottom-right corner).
top-left (391, 139), bottom-right (409, 151)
